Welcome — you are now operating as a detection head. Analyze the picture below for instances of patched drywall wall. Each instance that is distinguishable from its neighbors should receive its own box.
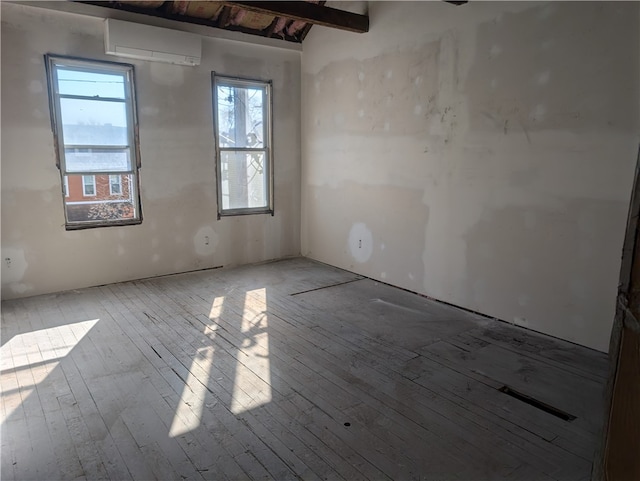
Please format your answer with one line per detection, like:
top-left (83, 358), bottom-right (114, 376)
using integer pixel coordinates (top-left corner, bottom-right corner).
top-left (302, 1), bottom-right (640, 352)
top-left (1, 3), bottom-right (301, 299)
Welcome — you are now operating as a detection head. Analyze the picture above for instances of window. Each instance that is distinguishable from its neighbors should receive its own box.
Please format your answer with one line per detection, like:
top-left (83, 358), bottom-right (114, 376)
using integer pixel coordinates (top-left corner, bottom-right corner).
top-left (82, 175), bottom-right (96, 196)
top-left (109, 174), bottom-right (122, 195)
top-left (46, 55), bottom-right (142, 229)
top-left (212, 74), bottom-right (272, 217)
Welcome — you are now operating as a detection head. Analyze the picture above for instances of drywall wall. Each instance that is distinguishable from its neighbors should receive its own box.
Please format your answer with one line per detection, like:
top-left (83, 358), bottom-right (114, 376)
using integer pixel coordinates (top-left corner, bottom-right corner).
top-left (301, 1), bottom-right (640, 352)
top-left (1, 2), bottom-right (301, 299)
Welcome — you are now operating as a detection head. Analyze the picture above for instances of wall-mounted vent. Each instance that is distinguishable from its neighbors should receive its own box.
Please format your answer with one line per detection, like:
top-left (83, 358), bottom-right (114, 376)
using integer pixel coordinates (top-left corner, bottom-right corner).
top-left (104, 19), bottom-right (201, 66)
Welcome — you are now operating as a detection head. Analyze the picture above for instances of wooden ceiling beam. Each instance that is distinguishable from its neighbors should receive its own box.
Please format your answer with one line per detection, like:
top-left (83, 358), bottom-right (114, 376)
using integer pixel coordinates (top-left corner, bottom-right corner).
top-left (217, 5), bottom-right (232, 28)
top-left (263, 16), bottom-right (280, 38)
top-left (220, 1), bottom-right (369, 33)
top-left (300, 0), bottom-right (325, 42)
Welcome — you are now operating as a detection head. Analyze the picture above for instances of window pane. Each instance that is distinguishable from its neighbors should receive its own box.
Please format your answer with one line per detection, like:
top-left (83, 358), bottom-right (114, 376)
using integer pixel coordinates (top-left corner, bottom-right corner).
top-left (217, 85), bottom-right (264, 148)
top-left (65, 148), bottom-right (131, 173)
top-left (220, 151), bottom-right (267, 210)
top-left (109, 175), bottom-right (122, 194)
top-left (56, 68), bottom-right (126, 98)
top-left (82, 175), bottom-right (95, 196)
top-left (60, 98), bottom-right (128, 146)
top-left (65, 174), bottom-right (137, 223)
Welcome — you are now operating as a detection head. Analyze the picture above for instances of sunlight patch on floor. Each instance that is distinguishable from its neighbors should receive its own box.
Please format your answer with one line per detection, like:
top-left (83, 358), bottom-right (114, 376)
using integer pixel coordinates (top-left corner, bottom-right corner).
top-left (169, 345), bottom-right (215, 438)
top-left (230, 288), bottom-right (272, 415)
top-left (169, 295), bottom-right (226, 438)
top-left (1, 319), bottom-right (99, 424)
top-left (208, 296), bottom-right (225, 321)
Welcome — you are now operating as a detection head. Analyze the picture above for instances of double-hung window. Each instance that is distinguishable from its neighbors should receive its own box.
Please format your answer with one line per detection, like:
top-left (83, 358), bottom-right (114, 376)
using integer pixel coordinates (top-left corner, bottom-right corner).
top-left (82, 175), bottom-right (96, 196)
top-left (212, 74), bottom-right (273, 217)
top-left (45, 55), bottom-right (142, 229)
top-left (109, 175), bottom-right (122, 195)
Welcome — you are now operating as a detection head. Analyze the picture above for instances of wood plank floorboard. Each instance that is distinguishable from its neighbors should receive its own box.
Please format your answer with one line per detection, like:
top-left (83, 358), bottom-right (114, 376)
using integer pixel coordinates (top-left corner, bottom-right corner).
top-left (1, 258), bottom-right (608, 480)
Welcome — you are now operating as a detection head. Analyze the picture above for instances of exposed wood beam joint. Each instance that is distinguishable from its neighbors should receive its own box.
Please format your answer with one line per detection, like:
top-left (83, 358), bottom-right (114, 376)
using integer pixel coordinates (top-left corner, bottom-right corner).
top-left (158, 1), bottom-right (172, 14)
top-left (300, 0), bottom-right (325, 42)
top-left (263, 16), bottom-right (279, 38)
top-left (220, 1), bottom-right (368, 33)
top-left (217, 5), bottom-right (232, 28)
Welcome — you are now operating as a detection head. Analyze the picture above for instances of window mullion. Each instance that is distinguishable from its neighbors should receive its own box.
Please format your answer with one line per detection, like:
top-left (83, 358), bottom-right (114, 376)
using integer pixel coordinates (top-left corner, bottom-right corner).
top-left (218, 147), bottom-right (267, 153)
top-left (64, 145), bottom-right (130, 150)
top-left (58, 94), bottom-right (127, 103)
top-left (62, 170), bottom-right (135, 176)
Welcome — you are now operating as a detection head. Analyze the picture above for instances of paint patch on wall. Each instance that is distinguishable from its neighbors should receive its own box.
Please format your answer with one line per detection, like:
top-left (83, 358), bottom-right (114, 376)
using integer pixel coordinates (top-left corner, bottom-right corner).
top-left (518, 294), bottom-right (529, 306)
top-left (348, 222), bottom-right (373, 263)
top-left (40, 191), bottom-right (53, 203)
top-left (149, 62), bottom-right (185, 87)
top-left (141, 106), bottom-right (160, 116)
top-left (513, 316), bottom-right (528, 327)
top-left (194, 226), bottom-right (219, 257)
top-left (536, 71), bottom-right (550, 85)
top-left (28, 80), bottom-right (43, 93)
top-left (1, 247), bottom-right (28, 284)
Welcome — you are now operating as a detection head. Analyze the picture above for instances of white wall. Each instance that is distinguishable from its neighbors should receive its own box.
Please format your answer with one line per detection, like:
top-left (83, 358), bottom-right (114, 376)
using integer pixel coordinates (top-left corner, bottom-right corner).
top-left (1, 3), bottom-right (301, 299)
top-left (301, 1), bottom-right (640, 352)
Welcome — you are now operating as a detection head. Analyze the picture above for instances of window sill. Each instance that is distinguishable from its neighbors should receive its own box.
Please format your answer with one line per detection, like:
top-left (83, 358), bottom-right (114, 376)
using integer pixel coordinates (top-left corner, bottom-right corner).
top-left (65, 219), bottom-right (142, 231)
top-left (218, 208), bottom-right (274, 219)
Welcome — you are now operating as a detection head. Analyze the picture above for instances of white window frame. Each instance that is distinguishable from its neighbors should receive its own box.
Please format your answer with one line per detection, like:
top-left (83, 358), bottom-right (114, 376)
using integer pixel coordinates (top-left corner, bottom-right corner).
top-left (64, 176), bottom-right (69, 197)
top-left (45, 54), bottom-right (142, 229)
top-left (82, 175), bottom-right (96, 197)
top-left (212, 73), bottom-right (273, 218)
top-left (109, 174), bottom-right (122, 195)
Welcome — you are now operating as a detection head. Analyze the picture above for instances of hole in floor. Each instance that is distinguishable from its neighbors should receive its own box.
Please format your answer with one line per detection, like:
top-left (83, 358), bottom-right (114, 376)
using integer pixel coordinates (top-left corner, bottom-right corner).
top-left (498, 385), bottom-right (576, 421)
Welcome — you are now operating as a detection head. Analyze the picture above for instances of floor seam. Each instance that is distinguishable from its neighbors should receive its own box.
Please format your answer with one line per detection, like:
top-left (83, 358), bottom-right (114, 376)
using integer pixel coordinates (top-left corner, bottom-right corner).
top-left (289, 277), bottom-right (365, 296)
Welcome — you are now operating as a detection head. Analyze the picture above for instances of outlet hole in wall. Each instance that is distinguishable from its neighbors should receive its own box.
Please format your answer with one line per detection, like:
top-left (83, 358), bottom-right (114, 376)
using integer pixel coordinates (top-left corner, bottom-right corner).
top-left (498, 385), bottom-right (576, 421)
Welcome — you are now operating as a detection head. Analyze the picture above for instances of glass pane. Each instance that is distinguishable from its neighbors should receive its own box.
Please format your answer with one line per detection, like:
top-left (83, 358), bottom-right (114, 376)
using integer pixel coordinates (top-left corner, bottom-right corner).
top-left (56, 68), bottom-right (126, 99)
top-left (65, 148), bottom-right (131, 173)
top-left (220, 151), bottom-right (267, 210)
top-left (217, 85), bottom-right (265, 148)
top-left (82, 175), bottom-right (95, 196)
top-left (64, 174), bottom-right (138, 223)
top-left (60, 98), bottom-right (128, 146)
top-left (109, 175), bottom-right (122, 194)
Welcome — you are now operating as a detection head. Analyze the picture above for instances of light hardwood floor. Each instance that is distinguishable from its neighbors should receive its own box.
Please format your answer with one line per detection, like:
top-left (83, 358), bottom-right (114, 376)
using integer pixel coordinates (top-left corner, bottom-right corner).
top-left (1, 258), bottom-right (608, 480)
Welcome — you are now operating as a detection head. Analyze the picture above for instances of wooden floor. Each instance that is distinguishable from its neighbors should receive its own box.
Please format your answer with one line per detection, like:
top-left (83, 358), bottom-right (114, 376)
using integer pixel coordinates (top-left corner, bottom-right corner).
top-left (1, 258), bottom-right (608, 481)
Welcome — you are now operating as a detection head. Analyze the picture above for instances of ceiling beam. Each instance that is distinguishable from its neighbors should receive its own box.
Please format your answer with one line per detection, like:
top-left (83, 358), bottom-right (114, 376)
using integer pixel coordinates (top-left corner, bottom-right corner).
top-left (221, 1), bottom-right (369, 33)
top-left (65, 1), bottom-right (302, 49)
top-left (263, 16), bottom-right (280, 38)
top-left (217, 5), bottom-right (232, 28)
top-left (299, 0), bottom-right (326, 42)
